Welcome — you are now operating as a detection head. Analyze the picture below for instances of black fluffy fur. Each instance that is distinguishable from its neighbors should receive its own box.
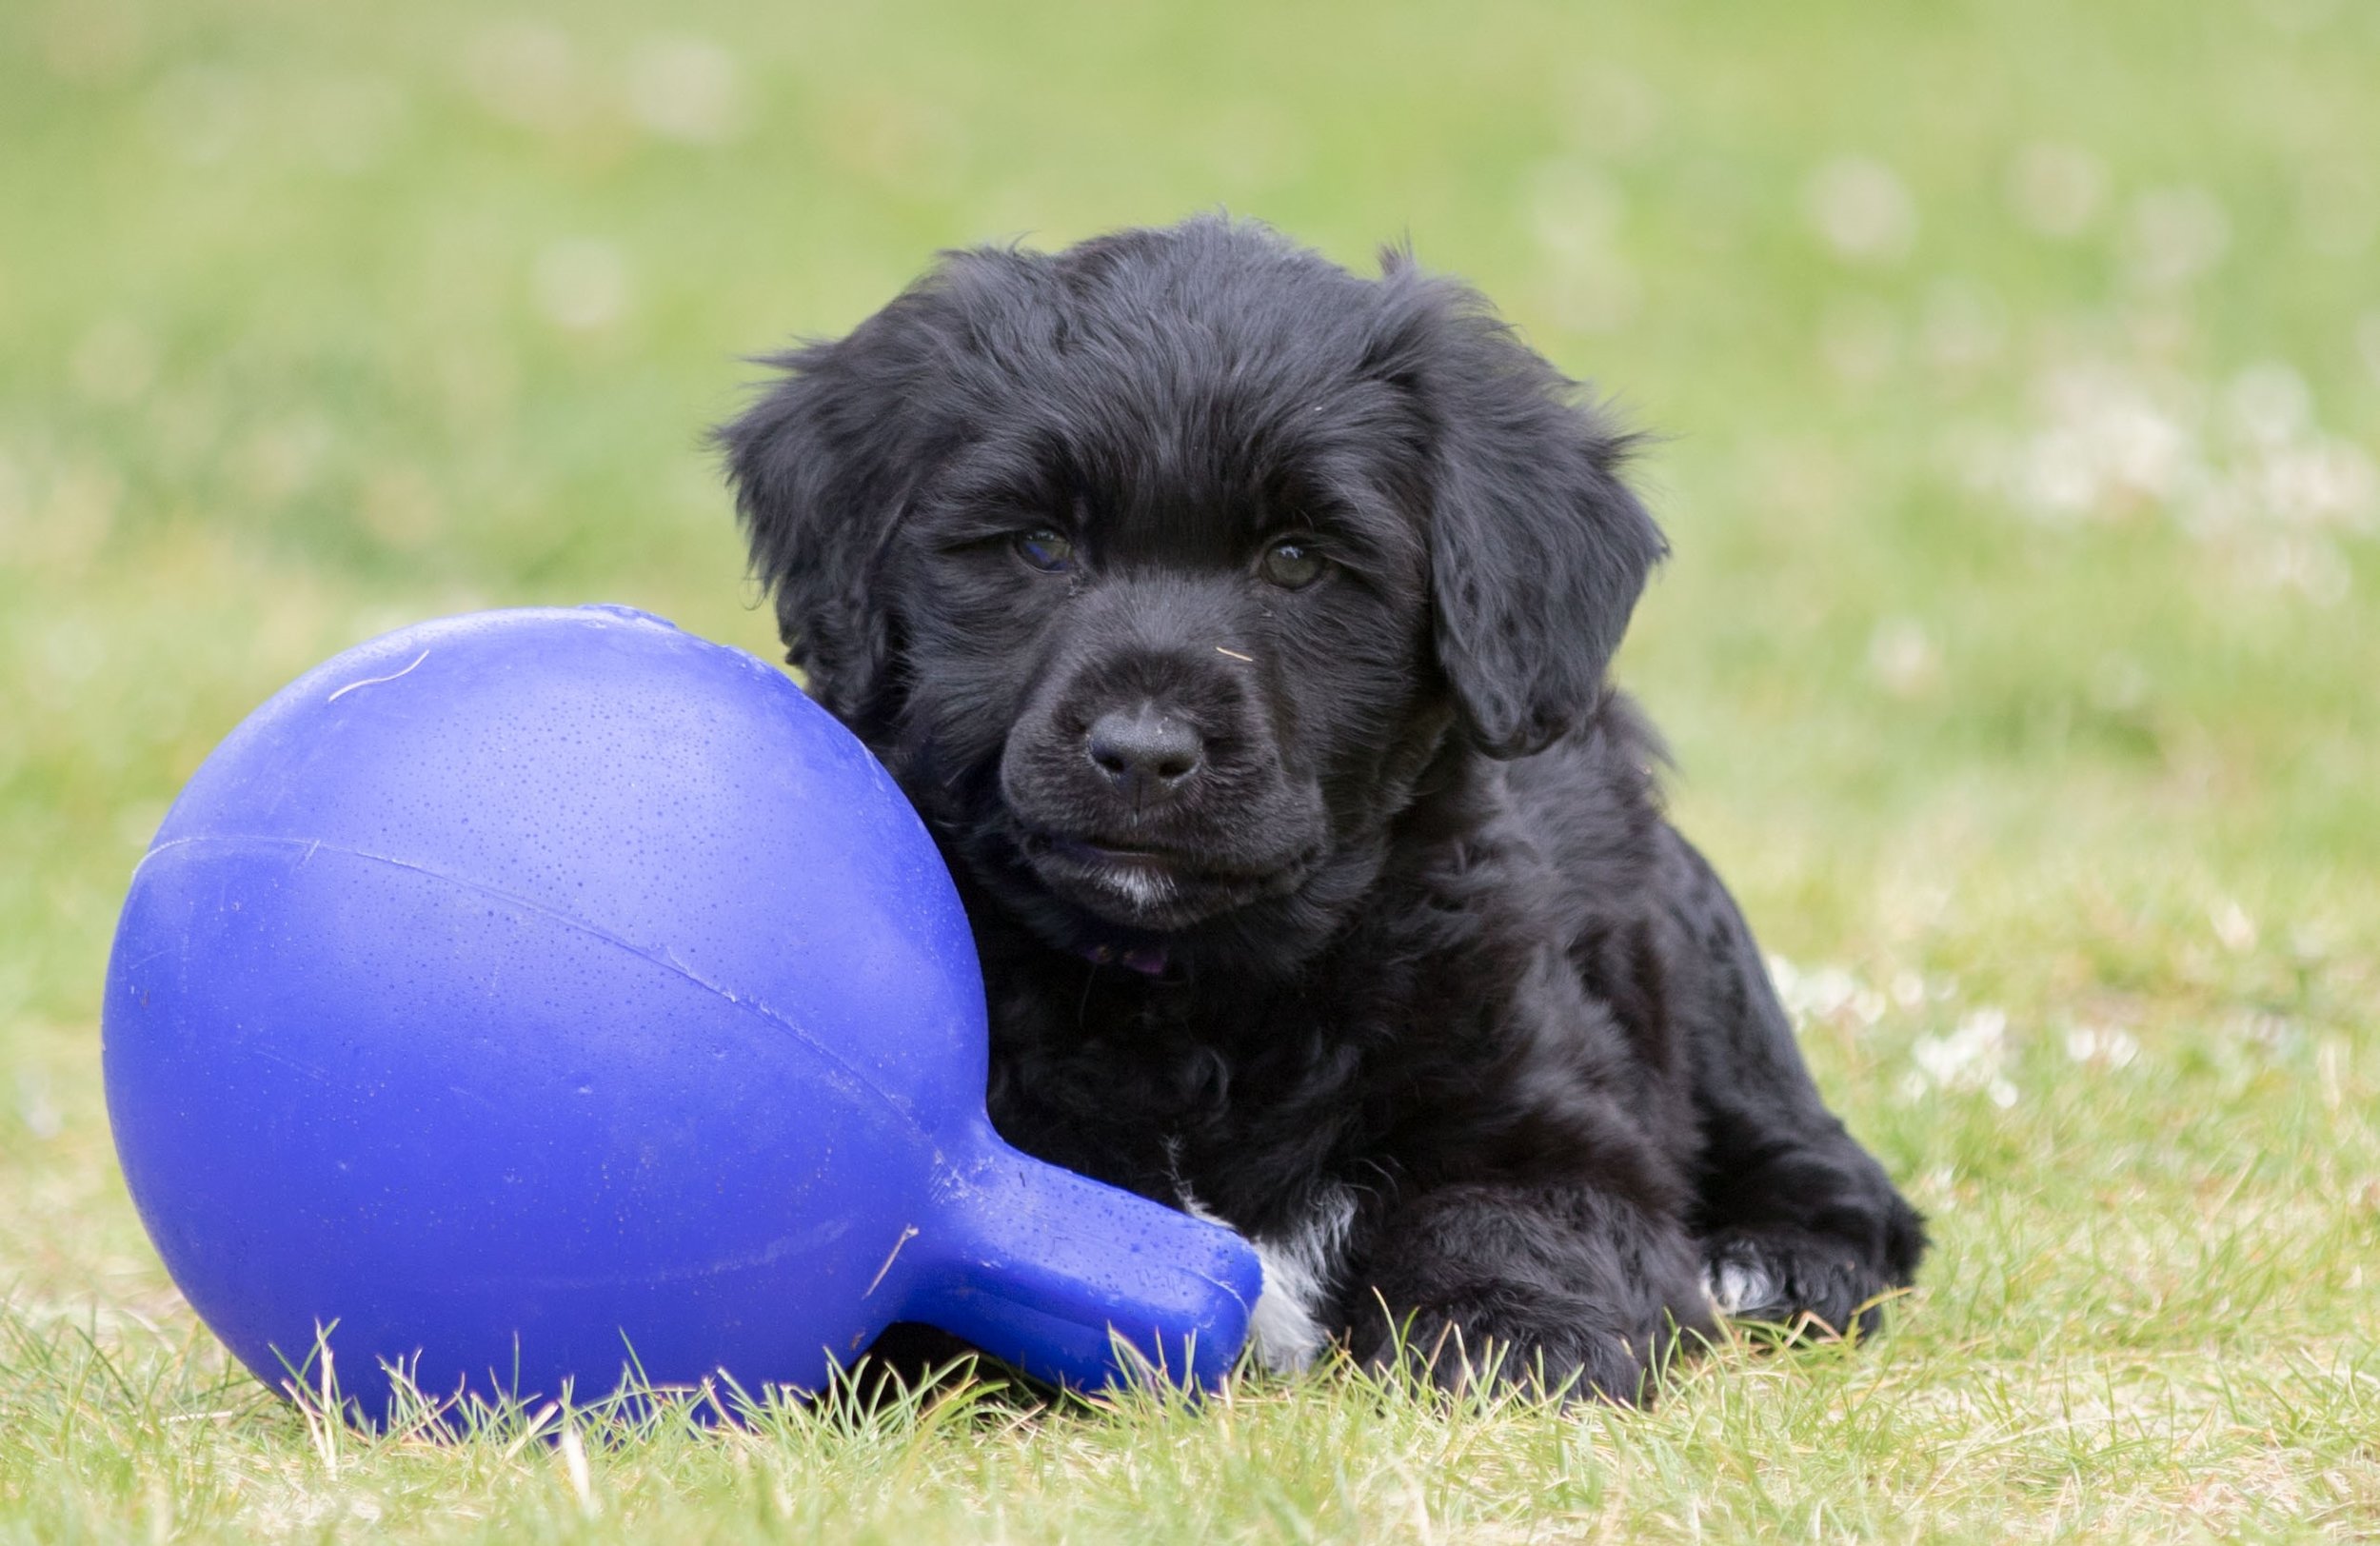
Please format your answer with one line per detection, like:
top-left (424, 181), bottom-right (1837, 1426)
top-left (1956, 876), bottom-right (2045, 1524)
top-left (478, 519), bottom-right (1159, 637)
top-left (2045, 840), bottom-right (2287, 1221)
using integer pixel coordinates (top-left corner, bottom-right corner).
top-left (719, 217), bottom-right (1924, 1403)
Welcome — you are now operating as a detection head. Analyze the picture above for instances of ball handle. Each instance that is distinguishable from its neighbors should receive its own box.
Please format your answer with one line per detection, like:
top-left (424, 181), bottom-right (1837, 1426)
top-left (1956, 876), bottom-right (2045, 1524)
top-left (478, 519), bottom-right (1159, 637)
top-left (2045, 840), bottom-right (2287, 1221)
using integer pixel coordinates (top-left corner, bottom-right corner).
top-left (898, 1124), bottom-right (1262, 1392)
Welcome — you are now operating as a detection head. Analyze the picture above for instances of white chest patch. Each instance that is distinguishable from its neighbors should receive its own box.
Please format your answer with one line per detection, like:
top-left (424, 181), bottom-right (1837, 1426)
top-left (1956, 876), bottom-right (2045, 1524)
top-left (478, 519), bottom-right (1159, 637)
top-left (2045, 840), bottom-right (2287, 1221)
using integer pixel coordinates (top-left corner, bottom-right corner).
top-left (1168, 1147), bottom-right (1356, 1375)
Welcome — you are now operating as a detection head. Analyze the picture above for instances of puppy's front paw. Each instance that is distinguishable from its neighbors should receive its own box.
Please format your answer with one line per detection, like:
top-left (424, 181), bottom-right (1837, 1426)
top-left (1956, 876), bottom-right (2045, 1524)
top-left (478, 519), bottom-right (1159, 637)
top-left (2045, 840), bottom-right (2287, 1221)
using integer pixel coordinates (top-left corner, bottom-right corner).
top-left (1347, 1298), bottom-right (1665, 1407)
top-left (1699, 1227), bottom-right (1909, 1338)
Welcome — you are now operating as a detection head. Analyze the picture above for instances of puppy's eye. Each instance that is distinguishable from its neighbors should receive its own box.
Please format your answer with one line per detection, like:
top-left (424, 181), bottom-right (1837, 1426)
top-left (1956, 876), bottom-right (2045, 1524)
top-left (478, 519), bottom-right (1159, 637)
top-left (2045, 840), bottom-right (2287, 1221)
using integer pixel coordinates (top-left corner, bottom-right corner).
top-left (1012, 528), bottom-right (1075, 573)
top-left (1259, 539), bottom-right (1326, 589)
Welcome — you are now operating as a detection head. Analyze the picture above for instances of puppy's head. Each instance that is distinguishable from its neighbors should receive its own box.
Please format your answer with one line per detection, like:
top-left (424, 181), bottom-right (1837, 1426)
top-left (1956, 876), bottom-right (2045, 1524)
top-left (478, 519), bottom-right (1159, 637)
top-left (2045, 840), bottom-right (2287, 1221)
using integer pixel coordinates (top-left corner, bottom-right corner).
top-left (720, 219), bottom-right (1664, 965)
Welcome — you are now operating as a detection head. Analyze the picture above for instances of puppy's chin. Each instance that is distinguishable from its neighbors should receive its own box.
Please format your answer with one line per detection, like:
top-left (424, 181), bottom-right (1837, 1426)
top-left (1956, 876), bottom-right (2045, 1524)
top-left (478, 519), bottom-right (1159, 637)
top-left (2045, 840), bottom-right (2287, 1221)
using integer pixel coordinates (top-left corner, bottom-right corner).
top-left (1016, 831), bottom-right (1297, 933)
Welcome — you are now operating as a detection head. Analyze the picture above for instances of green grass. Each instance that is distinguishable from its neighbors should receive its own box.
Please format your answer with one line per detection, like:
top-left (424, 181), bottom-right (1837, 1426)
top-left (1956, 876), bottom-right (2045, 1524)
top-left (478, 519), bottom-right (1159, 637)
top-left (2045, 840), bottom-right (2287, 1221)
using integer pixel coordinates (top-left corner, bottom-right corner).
top-left (5, 0), bottom-right (2378, 1538)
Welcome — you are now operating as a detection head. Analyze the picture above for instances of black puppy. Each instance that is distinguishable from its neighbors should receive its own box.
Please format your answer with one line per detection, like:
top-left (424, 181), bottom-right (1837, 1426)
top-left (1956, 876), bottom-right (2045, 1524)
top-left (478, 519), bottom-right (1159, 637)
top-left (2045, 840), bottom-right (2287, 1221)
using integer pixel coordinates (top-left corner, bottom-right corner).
top-left (720, 217), bottom-right (1923, 1402)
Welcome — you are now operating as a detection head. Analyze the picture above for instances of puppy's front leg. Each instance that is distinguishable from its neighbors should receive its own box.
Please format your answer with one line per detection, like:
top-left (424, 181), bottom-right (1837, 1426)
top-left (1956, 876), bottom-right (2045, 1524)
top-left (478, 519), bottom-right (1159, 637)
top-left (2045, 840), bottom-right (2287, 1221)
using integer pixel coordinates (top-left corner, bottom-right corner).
top-left (1342, 1181), bottom-right (1716, 1405)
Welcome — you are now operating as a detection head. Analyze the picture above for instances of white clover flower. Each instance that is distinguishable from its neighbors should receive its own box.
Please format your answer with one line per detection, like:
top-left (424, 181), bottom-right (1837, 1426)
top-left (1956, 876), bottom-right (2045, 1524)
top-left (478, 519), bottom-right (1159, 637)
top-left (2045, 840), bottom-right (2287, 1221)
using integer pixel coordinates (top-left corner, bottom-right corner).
top-left (1806, 157), bottom-right (1917, 265)
top-left (627, 37), bottom-right (745, 146)
top-left (2063, 1024), bottom-right (2141, 1069)
top-left (532, 239), bottom-right (630, 332)
top-left (1911, 1007), bottom-right (2017, 1106)
top-left (2007, 143), bottom-right (2107, 239)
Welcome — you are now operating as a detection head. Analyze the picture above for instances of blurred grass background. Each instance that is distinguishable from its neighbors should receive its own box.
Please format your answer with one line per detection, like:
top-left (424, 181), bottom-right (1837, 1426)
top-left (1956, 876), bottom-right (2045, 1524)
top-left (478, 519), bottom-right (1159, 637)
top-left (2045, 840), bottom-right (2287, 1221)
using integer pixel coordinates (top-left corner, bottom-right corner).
top-left (3, 0), bottom-right (2377, 1538)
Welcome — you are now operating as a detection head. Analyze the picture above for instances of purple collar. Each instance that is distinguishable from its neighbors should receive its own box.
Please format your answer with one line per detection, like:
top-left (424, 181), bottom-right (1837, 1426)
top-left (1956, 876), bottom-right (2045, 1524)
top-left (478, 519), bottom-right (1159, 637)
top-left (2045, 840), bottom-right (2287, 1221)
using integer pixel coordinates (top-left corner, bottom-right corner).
top-left (1080, 941), bottom-right (1171, 976)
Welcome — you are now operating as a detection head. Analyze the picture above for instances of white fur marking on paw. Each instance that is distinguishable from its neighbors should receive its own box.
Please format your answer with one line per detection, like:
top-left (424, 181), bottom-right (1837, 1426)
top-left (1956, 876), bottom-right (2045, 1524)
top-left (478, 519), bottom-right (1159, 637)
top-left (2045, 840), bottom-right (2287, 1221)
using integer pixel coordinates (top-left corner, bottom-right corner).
top-left (1701, 1259), bottom-right (1778, 1318)
top-left (1168, 1146), bottom-right (1354, 1374)
top-left (1241, 1189), bottom-right (1357, 1374)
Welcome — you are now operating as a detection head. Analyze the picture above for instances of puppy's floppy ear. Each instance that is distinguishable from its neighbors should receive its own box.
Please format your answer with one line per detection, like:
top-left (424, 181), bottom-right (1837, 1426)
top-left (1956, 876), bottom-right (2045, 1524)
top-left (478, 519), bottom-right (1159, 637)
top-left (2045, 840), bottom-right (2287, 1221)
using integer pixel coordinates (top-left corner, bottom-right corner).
top-left (715, 288), bottom-right (957, 722)
top-left (1375, 262), bottom-right (1668, 758)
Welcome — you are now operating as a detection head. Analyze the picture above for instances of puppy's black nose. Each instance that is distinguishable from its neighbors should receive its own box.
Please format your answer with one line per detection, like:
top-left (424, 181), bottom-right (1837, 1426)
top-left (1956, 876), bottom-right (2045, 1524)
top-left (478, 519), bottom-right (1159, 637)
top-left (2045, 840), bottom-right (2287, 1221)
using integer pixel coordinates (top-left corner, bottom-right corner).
top-left (1085, 704), bottom-right (1202, 798)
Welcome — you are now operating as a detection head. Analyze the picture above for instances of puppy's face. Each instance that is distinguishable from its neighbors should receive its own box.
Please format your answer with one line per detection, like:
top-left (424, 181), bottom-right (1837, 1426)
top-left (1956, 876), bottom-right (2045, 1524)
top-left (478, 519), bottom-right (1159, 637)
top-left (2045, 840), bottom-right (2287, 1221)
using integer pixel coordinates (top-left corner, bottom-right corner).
top-left (894, 339), bottom-right (1438, 941)
top-left (722, 221), bottom-right (1665, 965)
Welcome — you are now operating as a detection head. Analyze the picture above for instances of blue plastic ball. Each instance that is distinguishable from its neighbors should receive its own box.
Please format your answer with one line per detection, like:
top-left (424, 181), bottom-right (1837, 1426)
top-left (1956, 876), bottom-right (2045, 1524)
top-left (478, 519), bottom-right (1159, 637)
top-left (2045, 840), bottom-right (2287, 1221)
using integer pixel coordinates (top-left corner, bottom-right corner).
top-left (103, 606), bottom-right (1257, 1423)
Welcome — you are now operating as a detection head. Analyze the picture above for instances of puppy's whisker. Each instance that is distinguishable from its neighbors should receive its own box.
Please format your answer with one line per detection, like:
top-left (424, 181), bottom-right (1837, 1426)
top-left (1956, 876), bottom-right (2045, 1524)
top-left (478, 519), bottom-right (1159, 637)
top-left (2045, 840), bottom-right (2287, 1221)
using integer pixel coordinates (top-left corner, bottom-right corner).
top-left (1215, 645), bottom-right (1255, 663)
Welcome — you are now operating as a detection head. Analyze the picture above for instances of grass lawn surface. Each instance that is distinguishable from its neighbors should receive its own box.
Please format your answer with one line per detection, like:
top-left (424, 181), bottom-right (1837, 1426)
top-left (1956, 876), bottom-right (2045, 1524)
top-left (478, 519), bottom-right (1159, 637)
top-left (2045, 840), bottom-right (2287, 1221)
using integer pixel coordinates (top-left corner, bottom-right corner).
top-left (4, 0), bottom-right (2377, 1539)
